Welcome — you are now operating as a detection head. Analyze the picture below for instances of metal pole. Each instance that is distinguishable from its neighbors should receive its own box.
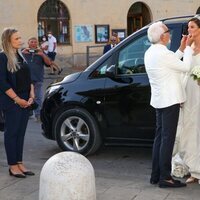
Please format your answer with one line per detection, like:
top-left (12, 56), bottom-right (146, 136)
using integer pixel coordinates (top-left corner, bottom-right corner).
top-left (86, 46), bottom-right (90, 67)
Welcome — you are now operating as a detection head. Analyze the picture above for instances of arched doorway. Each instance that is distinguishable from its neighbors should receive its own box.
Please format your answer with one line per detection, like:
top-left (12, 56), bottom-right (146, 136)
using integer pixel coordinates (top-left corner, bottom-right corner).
top-left (197, 7), bottom-right (200, 14)
top-left (37, 0), bottom-right (70, 44)
top-left (127, 2), bottom-right (151, 36)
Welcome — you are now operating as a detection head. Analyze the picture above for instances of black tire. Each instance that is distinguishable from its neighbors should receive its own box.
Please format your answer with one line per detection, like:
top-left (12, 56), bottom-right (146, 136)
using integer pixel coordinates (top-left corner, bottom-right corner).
top-left (53, 107), bottom-right (102, 156)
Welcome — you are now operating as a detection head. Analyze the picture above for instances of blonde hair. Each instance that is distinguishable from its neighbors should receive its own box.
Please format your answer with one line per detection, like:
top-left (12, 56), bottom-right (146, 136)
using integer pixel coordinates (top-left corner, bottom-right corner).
top-left (1, 27), bottom-right (20, 72)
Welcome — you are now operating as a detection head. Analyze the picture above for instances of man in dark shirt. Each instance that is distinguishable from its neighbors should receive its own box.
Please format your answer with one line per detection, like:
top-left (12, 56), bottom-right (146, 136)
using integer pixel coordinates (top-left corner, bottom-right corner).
top-left (23, 37), bottom-right (51, 122)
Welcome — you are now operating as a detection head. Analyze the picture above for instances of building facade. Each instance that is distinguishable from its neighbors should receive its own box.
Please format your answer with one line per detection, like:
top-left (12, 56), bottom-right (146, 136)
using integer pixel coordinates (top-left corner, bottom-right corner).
top-left (0, 0), bottom-right (199, 66)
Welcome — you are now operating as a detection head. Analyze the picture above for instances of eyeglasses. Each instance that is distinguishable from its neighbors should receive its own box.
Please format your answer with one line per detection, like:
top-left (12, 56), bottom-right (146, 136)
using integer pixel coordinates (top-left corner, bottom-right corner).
top-left (163, 29), bottom-right (170, 34)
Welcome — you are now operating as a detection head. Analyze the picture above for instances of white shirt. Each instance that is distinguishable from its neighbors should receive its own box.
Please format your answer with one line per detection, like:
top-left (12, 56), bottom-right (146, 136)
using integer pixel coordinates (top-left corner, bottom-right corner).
top-left (48, 35), bottom-right (57, 53)
top-left (144, 44), bottom-right (194, 108)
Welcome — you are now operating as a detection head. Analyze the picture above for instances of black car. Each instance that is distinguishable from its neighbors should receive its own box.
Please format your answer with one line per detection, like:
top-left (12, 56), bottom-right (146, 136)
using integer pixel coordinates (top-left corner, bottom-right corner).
top-left (41, 15), bottom-right (193, 155)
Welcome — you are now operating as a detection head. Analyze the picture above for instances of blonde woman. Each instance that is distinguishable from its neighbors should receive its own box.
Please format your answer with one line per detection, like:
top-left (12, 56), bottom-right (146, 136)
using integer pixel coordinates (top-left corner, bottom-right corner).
top-left (0, 28), bottom-right (35, 178)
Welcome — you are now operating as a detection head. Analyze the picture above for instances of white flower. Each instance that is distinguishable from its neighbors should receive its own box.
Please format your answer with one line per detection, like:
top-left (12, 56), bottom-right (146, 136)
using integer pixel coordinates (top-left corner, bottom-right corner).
top-left (191, 65), bottom-right (200, 79)
top-left (171, 153), bottom-right (189, 178)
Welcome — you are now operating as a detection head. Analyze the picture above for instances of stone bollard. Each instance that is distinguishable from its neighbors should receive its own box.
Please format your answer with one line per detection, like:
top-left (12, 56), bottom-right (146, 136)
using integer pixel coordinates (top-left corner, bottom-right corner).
top-left (39, 152), bottom-right (96, 200)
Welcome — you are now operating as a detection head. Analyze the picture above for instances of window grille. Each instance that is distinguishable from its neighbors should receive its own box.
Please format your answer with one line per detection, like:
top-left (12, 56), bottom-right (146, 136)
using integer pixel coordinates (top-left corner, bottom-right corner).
top-left (38, 0), bottom-right (70, 44)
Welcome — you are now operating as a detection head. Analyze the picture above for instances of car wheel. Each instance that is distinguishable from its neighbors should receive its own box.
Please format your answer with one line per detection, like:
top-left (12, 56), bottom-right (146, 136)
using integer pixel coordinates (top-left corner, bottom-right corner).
top-left (53, 108), bottom-right (102, 155)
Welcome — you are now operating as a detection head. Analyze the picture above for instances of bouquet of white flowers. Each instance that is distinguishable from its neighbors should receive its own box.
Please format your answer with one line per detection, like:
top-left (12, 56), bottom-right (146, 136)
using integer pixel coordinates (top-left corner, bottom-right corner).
top-left (191, 65), bottom-right (200, 85)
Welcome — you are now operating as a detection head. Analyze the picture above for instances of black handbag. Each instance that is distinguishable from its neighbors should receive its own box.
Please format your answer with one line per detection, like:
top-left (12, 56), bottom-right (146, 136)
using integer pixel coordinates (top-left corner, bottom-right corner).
top-left (0, 110), bottom-right (5, 132)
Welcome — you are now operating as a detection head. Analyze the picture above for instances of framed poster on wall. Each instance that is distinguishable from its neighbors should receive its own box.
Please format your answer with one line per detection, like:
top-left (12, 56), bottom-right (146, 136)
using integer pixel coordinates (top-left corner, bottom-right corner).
top-left (95, 24), bottom-right (109, 43)
top-left (111, 29), bottom-right (126, 41)
top-left (75, 25), bottom-right (93, 42)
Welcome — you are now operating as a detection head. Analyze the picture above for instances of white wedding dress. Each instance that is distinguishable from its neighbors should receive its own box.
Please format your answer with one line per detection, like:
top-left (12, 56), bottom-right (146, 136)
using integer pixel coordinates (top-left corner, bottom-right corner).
top-left (172, 53), bottom-right (200, 179)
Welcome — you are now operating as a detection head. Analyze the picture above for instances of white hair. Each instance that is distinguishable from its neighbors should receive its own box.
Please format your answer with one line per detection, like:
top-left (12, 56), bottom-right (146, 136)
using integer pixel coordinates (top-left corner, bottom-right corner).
top-left (147, 21), bottom-right (165, 44)
top-left (194, 14), bottom-right (200, 21)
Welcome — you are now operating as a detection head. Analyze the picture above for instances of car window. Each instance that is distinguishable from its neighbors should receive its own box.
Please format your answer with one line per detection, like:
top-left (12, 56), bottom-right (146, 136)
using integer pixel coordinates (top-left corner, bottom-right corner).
top-left (90, 56), bottom-right (112, 78)
top-left (90, 29), bottom-right (175, 78)
top-left (116, 31), bottom-right (173, 75)
top-left (117, 34), bottom-right (150, 75)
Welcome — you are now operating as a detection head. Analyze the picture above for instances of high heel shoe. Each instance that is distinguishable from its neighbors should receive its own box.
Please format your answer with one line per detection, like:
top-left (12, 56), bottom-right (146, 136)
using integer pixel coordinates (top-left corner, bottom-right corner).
top-left (17, 162), bottom-right (35, 176)
top-left (9, 169), bottom-right (26, 178)
top-left (186, 176), bottom-right (198, 183)
top-left (21, 170), bottom-right (35, 176)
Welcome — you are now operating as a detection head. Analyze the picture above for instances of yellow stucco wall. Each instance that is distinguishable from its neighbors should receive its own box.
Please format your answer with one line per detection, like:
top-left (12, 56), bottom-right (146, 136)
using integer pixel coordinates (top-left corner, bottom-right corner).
top-left (0, 0), bottom-right (199, 56)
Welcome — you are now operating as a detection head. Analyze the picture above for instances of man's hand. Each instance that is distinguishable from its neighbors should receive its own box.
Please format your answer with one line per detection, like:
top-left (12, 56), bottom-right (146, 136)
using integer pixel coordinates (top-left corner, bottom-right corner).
top-left (21, 48), bottom-right (30, 54)
top-left (179, 34), bottom-right (194, 52)
top-left (179, 35), bottom-right (187, 51)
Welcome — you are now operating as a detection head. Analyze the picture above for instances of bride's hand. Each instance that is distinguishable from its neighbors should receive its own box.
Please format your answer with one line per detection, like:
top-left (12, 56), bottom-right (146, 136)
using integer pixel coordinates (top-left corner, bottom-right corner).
top-left (186, 34), bottom-right (194, 46)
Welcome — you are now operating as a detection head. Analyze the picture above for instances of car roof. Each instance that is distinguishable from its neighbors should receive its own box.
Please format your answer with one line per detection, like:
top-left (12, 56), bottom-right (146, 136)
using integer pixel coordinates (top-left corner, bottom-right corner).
top-left (159, 15), bottom-right (200, 24)
top-left (129, 15), bottom-right (199, 38)
top-left (142, 15), bottom-right (198, 27)
top-left (160, 15), bottom-right (194, 21)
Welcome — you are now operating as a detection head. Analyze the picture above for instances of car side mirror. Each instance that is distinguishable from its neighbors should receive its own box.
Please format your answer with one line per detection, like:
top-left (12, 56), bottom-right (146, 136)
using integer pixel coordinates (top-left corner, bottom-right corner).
top-left (105, 65), bottom-right (116, 78)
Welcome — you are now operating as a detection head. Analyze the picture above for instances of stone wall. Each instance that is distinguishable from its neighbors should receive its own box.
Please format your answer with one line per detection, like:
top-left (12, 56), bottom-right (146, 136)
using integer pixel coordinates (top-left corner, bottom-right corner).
top-left (0, 0), bottom-right (199, 67)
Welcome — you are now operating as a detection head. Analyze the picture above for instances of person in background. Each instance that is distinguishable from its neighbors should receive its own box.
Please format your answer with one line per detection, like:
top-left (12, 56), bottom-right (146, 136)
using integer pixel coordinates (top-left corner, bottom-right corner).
top-left (112, 32), bottom-right (121, 44)
top-left (144, 21), bottom-right (193, 188)
top-left (0, 28), bottom-right (35, 178)
top-left (47, 31), bottom-right (62, 75)
top-left (40, 35), bottom-right (62, 75)
top-left (40, 35), bottom-right (48, 55)
top-left (103, 35), bottom-right (117, 54)
top-left (22, 37), bottom-right (51, 122)
top-left (47, 31), bottom-right (57, 60)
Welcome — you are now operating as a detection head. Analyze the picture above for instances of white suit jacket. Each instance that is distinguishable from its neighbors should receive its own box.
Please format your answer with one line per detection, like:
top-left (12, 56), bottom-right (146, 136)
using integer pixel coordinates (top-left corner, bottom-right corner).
top-left (144, 44), bottom-right (193, 109)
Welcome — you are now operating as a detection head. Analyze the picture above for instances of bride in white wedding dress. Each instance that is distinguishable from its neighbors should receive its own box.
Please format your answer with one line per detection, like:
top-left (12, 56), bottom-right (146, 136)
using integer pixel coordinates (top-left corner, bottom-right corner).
top-left (172, 15), bottom-right (200, 184)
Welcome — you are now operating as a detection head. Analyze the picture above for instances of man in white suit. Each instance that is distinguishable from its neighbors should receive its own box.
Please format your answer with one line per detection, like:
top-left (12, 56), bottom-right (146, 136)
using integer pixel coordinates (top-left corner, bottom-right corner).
top-left (144, 21), bottom-right (193, 188)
